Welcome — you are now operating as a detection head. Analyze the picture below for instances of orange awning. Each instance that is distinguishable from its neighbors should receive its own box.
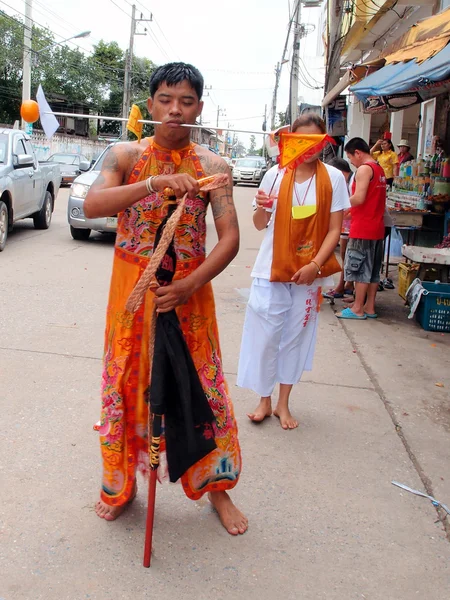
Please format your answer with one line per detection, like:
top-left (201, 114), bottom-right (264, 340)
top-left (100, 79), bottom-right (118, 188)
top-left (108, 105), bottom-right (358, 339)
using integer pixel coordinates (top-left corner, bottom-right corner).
top-left (381, 6), bottom-right (450, 64)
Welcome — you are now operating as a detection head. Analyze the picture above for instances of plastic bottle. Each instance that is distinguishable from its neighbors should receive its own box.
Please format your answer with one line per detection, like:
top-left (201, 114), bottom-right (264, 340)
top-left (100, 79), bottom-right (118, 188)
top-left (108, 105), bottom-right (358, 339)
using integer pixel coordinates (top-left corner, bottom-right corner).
top-left (431, 153), bottom-right (437, 174)
top-left (417, 154), bottom-right (424, 176)
top-left (442, 158), bottom-right (450, 179)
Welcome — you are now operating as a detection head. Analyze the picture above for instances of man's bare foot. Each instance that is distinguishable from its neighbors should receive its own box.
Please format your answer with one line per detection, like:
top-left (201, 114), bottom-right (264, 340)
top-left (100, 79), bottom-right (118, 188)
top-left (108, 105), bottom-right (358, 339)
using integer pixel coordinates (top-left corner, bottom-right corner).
top-left (208, 491), bottom-right (248, 535)
top-left (273, 406), bottom-right (298, 430)
top-left (247, 396), bottom-right (272, 422)
top-left (95, 483), bottom-right (137, 521)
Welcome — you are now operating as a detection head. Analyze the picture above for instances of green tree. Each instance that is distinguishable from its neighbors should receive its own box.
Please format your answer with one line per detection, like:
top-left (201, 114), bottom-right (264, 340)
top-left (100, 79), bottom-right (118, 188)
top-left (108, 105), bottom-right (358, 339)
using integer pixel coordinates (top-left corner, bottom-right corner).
top-left (277, 111), bottom-right (287, 127)
top-left (233, 139), bottom-right (246, 157)
top-left (0, 14), bottom-right (53, 123)
top-left (0, 15), bottom-right (157, 137)
top-left (248, 134), bottom-right (257, 154)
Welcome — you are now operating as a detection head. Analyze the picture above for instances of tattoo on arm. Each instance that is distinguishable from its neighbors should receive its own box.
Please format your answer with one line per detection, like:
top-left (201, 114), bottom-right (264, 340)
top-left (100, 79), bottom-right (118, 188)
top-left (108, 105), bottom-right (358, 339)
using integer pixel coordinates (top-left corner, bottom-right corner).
top-left (103, 150), bottom-right (121, 172)
top-left (199, 150), bottom-right (230, 177)
top-left (211, 187), bottom-right (236, 221)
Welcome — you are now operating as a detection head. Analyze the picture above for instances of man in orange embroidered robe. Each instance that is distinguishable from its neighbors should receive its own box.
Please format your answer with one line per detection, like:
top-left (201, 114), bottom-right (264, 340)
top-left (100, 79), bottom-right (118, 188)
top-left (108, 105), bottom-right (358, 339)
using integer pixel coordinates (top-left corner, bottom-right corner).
top-left (84, 62), bottom-right (247, 536)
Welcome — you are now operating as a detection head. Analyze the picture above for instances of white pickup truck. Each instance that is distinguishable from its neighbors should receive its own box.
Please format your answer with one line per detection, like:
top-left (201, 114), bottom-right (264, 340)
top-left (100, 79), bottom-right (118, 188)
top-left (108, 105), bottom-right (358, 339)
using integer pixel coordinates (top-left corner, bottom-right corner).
top-left (0, 129), bottom-right (62, 251)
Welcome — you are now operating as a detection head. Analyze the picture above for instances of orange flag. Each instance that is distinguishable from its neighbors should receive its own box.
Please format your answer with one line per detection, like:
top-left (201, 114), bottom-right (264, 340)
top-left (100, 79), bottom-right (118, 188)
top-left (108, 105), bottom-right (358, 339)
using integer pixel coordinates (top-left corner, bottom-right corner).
top-left (127, 104), bottom-right (144, 141)
top-left (278, 133), bottom-right (335, 169)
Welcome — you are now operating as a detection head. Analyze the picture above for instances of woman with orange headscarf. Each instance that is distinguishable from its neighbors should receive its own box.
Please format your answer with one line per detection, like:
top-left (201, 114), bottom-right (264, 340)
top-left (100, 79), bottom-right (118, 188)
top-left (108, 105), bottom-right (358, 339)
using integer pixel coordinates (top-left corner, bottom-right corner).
top-left (237, 114), bottom-right (350, 429)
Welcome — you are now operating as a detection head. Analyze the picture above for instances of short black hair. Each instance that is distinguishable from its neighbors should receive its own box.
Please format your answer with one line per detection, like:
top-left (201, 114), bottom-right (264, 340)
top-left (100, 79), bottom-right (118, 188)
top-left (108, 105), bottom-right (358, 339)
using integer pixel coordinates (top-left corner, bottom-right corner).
top-left (328, 157), bottom-right (351, 173)
top-left (344, 137), bottom-right (370, 154)
top-left (149, 62), bottom-right (204, 100)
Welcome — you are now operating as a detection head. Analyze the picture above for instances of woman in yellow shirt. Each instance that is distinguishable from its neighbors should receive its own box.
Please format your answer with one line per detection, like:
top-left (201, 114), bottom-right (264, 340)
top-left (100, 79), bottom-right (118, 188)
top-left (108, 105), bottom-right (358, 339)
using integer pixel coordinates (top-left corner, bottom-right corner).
top-left (371, 139), bottom-right (399, 187)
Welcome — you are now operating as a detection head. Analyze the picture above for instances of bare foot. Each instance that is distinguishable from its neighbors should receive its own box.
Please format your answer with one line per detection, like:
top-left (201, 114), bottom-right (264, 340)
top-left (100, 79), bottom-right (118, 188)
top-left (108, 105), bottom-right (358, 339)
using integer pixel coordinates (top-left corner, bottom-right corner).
top-left (208, 491), bottom-right (248, 535)
top-left (95, 483), bottom-right (137, 521)
top-left (247, 397), bottom-right (272, 422)
top-left (273, 406), bottom-right (298, 430)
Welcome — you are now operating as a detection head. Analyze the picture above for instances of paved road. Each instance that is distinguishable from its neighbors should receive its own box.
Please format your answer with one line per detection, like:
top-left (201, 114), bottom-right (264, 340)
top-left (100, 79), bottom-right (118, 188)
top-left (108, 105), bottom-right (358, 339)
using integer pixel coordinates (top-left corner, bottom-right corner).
top-left (1, 185), bottom-right (449, 600)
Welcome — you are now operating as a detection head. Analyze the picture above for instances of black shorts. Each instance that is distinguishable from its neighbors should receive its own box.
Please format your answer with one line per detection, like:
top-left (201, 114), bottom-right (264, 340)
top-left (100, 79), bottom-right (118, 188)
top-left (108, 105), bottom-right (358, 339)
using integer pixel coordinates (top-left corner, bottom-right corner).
top-left (344, 238), bottom-right (384, 284)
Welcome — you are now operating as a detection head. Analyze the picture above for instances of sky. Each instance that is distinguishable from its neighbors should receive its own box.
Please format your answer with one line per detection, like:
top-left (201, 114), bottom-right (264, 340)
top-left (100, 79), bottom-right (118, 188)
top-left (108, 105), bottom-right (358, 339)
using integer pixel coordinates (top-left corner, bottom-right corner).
top-left (6, 0), bottom-right (325, 148)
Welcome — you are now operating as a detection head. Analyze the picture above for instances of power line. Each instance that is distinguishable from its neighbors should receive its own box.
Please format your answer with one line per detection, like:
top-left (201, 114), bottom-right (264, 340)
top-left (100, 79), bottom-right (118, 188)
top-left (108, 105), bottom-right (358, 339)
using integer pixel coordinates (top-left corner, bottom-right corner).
top-left (108, 0), bottom-right (131, 18)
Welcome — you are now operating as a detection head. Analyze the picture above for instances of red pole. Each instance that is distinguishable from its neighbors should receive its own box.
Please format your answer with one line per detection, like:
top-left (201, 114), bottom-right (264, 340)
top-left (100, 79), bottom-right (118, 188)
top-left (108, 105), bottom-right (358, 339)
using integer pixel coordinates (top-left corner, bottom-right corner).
top-left (143, 468), bottom-right (158, 567)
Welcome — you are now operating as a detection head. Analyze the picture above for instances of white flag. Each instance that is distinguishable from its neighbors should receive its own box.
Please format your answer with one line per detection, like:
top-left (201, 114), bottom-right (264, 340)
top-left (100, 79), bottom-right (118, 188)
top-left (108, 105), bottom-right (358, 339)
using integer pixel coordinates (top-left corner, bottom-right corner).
top-left (36, 84), bottom-right (59, 139)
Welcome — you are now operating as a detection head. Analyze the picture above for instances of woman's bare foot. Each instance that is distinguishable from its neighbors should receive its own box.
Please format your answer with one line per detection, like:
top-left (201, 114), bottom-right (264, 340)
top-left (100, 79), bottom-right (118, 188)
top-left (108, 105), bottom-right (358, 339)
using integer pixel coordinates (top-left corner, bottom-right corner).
top-left (95, 483), bottom-right (137, 521)
top-left (273, 406), bottom-right (298, 430)
top-left (208, 491), bottom-right (248, 535)
top-left (247, 396), bottom-right (272, 422)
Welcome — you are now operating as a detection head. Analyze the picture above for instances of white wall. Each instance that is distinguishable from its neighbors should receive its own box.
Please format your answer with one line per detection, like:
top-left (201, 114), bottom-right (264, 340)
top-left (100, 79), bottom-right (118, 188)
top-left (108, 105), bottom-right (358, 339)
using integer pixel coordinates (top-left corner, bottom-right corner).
top-left (31, 132), bottom-right (109, 162)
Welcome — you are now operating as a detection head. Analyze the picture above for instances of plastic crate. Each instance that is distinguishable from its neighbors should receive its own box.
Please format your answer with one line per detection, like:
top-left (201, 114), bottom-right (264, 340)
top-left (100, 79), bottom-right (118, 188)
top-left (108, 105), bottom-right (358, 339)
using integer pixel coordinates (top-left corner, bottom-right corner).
top-left (398, 262), bottom-right (419, 300)
top-left (416, 282), bottom-right (450, 332)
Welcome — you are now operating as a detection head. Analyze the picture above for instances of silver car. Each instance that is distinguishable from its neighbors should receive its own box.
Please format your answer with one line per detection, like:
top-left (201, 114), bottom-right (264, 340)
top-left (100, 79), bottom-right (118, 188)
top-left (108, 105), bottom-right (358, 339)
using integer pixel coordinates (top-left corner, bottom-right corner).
top-left (47, 153), bottom-right (90, 186)
top-left (232, 156), bottom-right (267, 186)
top-left (68, 145), bottom-right (117, 240)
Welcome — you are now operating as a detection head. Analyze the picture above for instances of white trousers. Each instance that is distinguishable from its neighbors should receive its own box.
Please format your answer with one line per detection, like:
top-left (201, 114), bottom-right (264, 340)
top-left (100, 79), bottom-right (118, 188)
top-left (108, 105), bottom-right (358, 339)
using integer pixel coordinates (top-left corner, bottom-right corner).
top-left (237, 278), bottom-right (320, 397)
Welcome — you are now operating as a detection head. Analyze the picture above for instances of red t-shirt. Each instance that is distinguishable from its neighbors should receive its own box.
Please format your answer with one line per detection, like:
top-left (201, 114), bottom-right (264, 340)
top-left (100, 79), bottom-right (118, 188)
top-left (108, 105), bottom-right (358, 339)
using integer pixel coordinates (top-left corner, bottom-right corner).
top-left (350, 161), bottom-right (386, 240)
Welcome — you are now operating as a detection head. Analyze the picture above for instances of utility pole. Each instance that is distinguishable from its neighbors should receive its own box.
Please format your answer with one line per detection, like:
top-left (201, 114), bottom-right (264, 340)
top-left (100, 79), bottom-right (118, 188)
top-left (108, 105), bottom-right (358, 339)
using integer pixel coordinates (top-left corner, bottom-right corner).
top-left (121, 4), bottom-right (136, 139)
top-left (271, 63), bottom-right (281, 131)
top-left (216, 106), bottom-right (226, 127)
top-left (215, 107), bottom-right (226, 153)
top-left (289, 0), bottom-right (301, 127)
top-left (225, 121), bottom-right (233, 157)
top-left (21, 0), bottom-right (33, 130)
top-left (121, 5), bottom-right (152, 138)
top-left (262, 104), bottom-right (267, 158)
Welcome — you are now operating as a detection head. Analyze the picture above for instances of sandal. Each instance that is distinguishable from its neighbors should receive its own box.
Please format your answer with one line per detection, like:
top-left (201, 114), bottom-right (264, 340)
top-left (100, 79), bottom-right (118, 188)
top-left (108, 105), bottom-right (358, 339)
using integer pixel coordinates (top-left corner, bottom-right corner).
top-left (337, 308), bottom-right (367, 320)
top-left (323, 289), bottom-right (344, 299)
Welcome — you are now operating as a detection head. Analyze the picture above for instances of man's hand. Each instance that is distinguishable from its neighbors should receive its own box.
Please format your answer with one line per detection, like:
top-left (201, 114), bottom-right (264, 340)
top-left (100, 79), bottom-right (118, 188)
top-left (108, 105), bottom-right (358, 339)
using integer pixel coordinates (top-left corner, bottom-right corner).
top-left (291, 263), bottom-right (319, 286)
top-left (153, 173), bottom-right (200, 199)
top-left (153, 279), bottom-right (196, 313)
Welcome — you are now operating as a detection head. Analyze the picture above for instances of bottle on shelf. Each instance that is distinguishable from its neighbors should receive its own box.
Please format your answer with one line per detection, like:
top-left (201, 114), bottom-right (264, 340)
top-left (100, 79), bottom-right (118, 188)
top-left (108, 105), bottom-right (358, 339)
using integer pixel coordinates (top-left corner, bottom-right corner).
top-left (442, 157), bottom-right (450, 179)
top-left (431, 153), bottom-right (437, 175)
top-left (417, 154), bottom-right (424, 176)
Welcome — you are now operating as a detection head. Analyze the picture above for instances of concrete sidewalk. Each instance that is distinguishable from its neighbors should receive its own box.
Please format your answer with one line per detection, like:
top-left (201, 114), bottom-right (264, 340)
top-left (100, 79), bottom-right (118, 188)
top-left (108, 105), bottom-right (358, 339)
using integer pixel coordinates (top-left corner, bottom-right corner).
top-left (1, 188), bottom-right (449, 599)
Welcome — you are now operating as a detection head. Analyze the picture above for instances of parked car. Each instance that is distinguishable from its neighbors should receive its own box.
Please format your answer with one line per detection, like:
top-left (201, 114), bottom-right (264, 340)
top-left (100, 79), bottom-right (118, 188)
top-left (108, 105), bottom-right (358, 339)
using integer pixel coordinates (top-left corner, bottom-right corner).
top-left (232, 156), bottom-right (268, 186)
top-left (68, 144), bottom-right (117, 240)
top-left (0, 129), bottom-right (62, 252)
top-left (45, 152), bottom-right (91, 186)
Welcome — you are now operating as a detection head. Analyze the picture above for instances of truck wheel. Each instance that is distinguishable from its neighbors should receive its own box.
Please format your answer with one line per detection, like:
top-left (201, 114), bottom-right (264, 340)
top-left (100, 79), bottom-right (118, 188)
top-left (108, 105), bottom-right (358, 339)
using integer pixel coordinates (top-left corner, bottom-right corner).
top-left (0, 201), bottom-right (8, 252)
top-left (33, 191), bottom-right (53, 230)
top-left (70, 226), bottom-right (91, 240)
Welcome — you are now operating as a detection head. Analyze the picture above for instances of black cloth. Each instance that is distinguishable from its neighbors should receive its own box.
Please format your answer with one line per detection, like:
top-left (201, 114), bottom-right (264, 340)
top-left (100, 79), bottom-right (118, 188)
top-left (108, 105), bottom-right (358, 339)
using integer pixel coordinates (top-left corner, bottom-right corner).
top-left (149, 310), bottom-right (217, 482)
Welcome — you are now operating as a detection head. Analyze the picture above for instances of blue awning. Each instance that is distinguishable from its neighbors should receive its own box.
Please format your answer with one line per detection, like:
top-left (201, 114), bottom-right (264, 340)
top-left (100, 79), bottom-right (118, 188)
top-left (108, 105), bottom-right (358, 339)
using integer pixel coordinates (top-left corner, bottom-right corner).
top-left (350, 42), bottom-right (450, 101)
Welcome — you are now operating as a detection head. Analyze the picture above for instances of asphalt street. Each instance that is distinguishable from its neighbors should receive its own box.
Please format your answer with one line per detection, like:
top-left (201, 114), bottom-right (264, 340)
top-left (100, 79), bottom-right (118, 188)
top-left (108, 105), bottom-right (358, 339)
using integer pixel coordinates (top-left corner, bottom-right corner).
top-left (1, 184), bottom-right (449, 600)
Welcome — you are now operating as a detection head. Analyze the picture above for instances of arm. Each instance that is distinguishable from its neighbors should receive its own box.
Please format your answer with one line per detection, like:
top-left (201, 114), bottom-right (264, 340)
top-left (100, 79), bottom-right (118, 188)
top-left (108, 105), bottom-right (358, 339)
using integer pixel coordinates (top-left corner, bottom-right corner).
top-left (291, 211), bottom-right (343, 285)
top-left (154, 155), bottom-right (239, 313)
top-left (311, 210), bottom-right (343, 269)
top-left (393, 153), bottom-right (400, 177)
top-left (349, 164), bottom-right (372, 206)
top-left (252, 167), bottom-right (279, 230)
top-left (370, 140), bottom-right (383, 155)
top-left (84, 143), bottom-right (200, 219)
top-left (253, 190), bottom-right (272, 230)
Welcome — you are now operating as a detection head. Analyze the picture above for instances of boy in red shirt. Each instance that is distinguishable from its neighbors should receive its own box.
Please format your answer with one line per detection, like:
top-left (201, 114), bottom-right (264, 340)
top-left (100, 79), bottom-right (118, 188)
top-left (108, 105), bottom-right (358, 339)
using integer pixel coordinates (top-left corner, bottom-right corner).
top-left (339, 137), bottom-right (386, 319)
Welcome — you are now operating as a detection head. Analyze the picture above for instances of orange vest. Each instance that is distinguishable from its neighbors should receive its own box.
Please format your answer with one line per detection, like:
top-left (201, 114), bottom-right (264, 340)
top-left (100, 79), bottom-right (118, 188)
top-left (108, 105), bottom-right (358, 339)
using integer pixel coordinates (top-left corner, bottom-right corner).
top-left (270, 160), bottom-right (341, 282)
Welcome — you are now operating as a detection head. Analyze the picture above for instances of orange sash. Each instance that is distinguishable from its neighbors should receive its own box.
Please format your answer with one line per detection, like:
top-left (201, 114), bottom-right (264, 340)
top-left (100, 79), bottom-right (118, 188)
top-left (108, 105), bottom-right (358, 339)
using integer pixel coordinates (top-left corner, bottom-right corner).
top-left (270, 160), bottom-right (341, 282)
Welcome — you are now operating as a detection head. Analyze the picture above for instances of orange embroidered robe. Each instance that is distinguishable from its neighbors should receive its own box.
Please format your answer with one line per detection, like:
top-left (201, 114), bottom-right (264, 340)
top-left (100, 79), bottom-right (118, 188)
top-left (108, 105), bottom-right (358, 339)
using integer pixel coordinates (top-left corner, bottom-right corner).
top-left (98, 140), bottom-right (241, 507)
